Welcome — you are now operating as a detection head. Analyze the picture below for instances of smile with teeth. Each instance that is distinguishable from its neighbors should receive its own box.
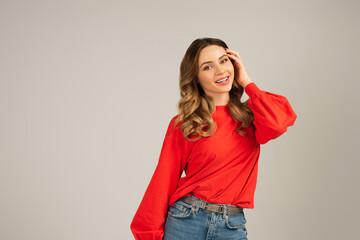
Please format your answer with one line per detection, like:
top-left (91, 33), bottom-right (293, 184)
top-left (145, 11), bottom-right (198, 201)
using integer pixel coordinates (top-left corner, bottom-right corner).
top-left (215, 76), bottom-right (229, 83)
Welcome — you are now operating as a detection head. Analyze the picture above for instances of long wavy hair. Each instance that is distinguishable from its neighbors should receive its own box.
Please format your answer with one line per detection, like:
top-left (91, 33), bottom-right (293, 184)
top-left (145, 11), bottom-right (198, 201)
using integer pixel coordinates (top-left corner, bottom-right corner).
top-left (174, 37), bottom-right (254, 141)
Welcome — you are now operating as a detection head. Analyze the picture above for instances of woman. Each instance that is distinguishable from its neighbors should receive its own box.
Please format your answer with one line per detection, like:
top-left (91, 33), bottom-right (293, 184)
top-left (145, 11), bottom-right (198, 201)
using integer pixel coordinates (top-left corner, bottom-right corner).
top-left (130, 37), bottom-right (297, 240)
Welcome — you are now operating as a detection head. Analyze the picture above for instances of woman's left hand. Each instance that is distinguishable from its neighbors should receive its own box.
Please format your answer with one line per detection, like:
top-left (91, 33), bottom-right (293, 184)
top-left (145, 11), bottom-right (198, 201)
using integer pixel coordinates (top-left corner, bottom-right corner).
top-left (226, 48), bottom-right (253, 88)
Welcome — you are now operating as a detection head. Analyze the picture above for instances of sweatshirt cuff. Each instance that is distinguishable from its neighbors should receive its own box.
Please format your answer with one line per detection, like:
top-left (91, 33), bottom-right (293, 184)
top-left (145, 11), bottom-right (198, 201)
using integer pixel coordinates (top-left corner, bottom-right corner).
top-left (244, 82), bottom-right (261, 97)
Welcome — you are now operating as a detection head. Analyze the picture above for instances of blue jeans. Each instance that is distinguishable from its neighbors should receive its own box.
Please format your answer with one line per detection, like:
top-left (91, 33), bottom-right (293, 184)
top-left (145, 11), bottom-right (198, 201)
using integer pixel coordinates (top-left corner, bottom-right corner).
top-left (163, 195), bottom-right (248, 240)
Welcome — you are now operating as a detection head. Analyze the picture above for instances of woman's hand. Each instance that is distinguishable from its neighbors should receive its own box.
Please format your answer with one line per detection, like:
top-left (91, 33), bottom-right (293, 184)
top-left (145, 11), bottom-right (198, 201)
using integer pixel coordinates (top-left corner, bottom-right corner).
top-left (225, 48), bottom-right (253, 88)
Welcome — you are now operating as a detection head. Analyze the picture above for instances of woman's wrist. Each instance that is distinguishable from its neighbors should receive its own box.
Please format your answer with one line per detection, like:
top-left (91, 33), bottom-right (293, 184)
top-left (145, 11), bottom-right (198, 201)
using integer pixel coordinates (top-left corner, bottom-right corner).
top-left (242, 79), bottom-right (253, 88)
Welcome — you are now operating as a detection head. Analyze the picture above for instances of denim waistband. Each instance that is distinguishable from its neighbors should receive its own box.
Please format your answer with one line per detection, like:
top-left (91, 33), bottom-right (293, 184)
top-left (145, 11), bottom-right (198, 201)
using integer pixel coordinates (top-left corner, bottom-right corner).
top-left (181, 195), bottom-right (241, 207)
top-left (178, 195), bottom-right (244, 216)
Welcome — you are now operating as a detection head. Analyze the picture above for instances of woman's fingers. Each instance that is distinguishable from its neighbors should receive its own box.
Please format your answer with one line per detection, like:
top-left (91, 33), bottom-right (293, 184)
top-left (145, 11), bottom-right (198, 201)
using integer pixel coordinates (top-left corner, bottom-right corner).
top-left (228, 54), bottom-right (240, 66)
top-left (226, 49), bottom-right (241, 66)
top-left (226, 48), bottom-right (240, 59)
top-left (226, 48), bottom-right (245, 67)
top-left (225, 48), bottom-right (252, 87)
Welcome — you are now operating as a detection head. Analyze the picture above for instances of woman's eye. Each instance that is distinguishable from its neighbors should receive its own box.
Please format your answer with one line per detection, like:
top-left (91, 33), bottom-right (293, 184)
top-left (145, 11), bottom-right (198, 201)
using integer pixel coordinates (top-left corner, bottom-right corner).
top-left (203, 59), bottom-right (228, 70)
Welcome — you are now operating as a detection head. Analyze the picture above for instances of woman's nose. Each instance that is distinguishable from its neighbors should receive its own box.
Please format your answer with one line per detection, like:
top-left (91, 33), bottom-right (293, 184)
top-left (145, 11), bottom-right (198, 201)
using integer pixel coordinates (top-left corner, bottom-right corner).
top-left (215, 64), bottom-right (226, 74)
top-left (216, 68), bottom-right (226, 75)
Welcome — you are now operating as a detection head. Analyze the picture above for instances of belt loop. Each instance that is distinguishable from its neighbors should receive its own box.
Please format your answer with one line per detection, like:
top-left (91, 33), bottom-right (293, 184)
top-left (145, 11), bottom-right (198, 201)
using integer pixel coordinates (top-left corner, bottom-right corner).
top-left (192, 199), bottom-right (200, 212)
top-left (222, 205), bottom-right (227, 218)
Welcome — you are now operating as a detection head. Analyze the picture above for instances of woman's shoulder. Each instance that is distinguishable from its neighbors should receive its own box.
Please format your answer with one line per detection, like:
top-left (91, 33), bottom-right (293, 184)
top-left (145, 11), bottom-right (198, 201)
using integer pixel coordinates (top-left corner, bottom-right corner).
top-left (169, 114), bottom-right (182, 129)
top-left (164, 114), bottom-right (185, 138)
top-left (170, 114), bottom-right (180, 122)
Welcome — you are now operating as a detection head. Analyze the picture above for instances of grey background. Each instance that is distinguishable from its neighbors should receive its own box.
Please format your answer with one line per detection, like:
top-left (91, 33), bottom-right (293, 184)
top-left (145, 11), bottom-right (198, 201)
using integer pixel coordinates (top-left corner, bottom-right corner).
top-left (1, 0), bottom-right (359, 239)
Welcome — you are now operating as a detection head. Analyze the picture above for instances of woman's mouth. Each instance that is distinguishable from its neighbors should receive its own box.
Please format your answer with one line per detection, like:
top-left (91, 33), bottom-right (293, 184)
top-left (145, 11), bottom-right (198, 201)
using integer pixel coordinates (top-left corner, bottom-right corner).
top-left (215, 76), bottom-right (230, 85)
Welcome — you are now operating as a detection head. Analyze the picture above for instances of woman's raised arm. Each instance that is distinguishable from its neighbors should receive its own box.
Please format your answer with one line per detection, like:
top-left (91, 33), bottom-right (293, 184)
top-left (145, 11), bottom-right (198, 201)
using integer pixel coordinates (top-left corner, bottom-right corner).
top-left (244, 82), bottom-right (297, 144)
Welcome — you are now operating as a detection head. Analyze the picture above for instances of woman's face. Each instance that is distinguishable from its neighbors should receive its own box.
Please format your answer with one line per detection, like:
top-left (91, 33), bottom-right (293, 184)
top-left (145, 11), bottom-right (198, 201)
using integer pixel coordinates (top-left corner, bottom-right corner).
top-left (196, 45), bottom-right (234, 101)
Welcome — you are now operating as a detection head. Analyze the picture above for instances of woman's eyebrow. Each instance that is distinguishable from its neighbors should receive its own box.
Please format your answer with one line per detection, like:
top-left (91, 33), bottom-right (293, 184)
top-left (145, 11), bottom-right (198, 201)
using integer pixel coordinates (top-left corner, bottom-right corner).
top-left (200, 54), bottom-right (228, 68)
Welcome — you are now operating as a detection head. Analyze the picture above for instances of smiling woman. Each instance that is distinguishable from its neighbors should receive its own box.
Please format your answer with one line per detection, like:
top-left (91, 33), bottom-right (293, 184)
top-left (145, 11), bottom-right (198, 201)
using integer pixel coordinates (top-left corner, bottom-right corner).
top-left (176, 38), bottom-right (256, 141)
top-left (130, 37), bottom-right (297, 240)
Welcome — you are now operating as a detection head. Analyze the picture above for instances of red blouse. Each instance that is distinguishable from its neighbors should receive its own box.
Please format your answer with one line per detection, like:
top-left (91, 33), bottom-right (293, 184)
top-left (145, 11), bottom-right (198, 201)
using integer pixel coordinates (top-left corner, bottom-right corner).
top-left (130, 82), bottom-right (297, 240)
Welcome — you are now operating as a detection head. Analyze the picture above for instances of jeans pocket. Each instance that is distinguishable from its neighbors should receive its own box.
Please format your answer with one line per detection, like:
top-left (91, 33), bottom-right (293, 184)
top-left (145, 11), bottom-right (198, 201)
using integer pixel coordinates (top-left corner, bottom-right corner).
top-left (167, 201), bottom-right (193, 219)
top-left (225, 212), bottom-right (247, 229)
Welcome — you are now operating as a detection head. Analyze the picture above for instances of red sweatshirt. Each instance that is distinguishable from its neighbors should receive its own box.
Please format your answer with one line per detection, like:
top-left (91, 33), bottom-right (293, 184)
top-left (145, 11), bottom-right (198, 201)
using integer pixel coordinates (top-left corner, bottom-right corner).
top-left (130, 82), bottom-right (297, 240)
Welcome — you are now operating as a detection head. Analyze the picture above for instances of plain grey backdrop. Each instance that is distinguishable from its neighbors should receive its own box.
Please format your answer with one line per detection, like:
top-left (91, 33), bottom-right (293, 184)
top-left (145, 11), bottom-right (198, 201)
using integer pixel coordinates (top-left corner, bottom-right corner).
top-left (1, 0), bottom-right (359, 239)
